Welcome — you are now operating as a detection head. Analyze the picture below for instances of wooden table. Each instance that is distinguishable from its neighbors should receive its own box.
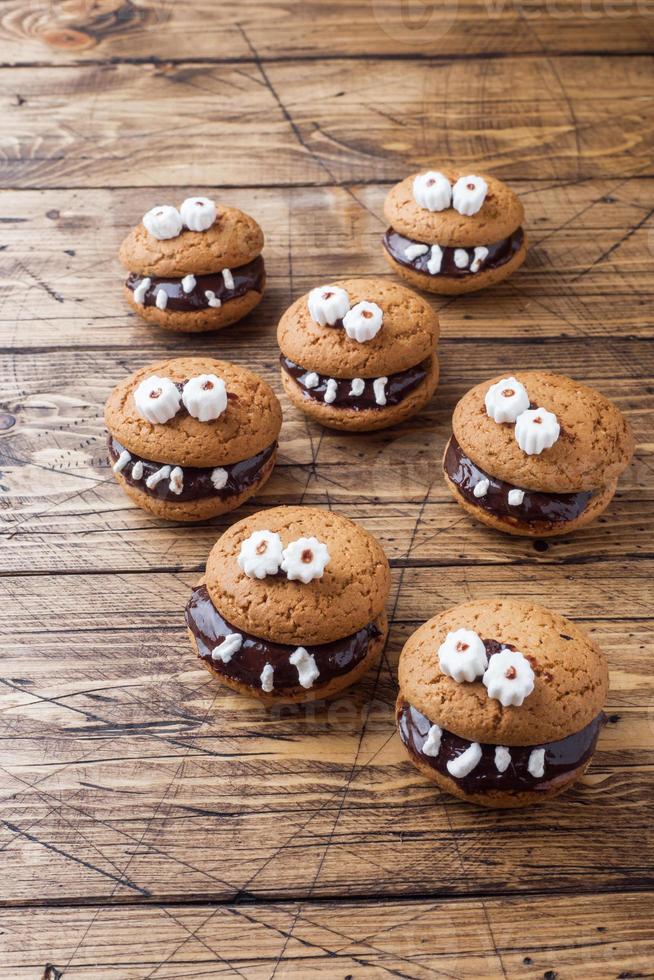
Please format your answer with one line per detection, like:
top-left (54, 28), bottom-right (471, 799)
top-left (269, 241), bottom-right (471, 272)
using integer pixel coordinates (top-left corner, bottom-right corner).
top-left (1, 2), bottom-right (653, 976)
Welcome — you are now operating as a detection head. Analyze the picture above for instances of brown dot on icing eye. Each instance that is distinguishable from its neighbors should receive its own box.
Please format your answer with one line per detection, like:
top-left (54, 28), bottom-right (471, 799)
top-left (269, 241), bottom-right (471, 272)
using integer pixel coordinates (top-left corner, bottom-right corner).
top-left (505, 666), bottom-right (517, 680)
top-left (150, 388), bottom-right (162, 400)
top-left (534, 416), bottom-right (543, 424)
top-left (426, 178), bottom-right (436, 186)
top-left (466, 182), bottom-right (475, 190)
top-left (322, 291), bottom-right (333, 300)
top-left (455, 641), bottom-right (469, 653)
top-left (361, 310), bottom-right (373, 319)
top-left (502, 388), bottom-right (515, 398)
top-left (301, 549), bottom-right (314, 563)
top-left (196, 201), bottom-right (204, 207)
top-left (202, 380), bottom-right (214, 390)
top-left (255, 541), bottom-right (268, 555)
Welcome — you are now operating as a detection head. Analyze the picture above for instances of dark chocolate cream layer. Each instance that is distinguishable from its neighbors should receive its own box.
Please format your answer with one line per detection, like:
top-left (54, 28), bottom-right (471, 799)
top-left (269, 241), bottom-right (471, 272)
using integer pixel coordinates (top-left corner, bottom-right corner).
top-left (384, 227), bottom-right (524, 278)
top-left (126, 254), bottom-right (265, 312)
top-left (398, 700), bottom-right (605, 794)
top-left (108, 436), bottom-right (275, 503)
top-left (186, 584), bottom-right (381, 693)
top-left (280, 355), bottom-right (428, 410)
top-left (444, 436), bottom-right (593, 527)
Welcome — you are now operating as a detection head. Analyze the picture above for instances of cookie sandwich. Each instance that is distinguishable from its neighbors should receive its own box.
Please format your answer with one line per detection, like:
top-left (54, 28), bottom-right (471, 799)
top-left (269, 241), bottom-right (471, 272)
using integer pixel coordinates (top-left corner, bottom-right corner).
top-left (277, 277), bottom-right (440, 431)
top-left (185, 506), bottom-right (391, 703)
top-left (119, 196), bottom-right (265, 331)
top-left (397, 599), bottom-right (609, 808)
top-left (383, 169), bottom-right (526, 294)
top-left (105, 356), bottom-right (282, 521)
top-left (444, 371), bottom-right (634, 537)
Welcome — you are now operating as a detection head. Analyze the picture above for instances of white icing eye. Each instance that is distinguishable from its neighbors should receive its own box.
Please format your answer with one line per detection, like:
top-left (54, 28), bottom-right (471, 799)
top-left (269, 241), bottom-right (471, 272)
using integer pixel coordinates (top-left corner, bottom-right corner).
top-left (452, 175), bottom-right (488, 216)
top-left (180, 196), bottom-right (217, 232)
top-left (412, 171), bottom-right (452, 211)
top-left (307, 285), bottom-right (350, 326)
top-left (133, 375), bottom-right (181, 424)
top-left (238, 530), bottom-right (284, 579)
top-left (181, 374), bottom-right (227, 422)
top-left (342, 300), bottom-right (383, 343)
top-left (514, 407), bottom-right (560, 455)
top-left (484, 376), bottom-right (530, 423)
top-left (142, 205), bottom-right (182, 240)
top-left (281, 536), bottom-right (330, 584)
top-left (289, 647), bottom-right (320, 688)
top-left (482, 649), bottom-right (535, 707)
top-left (438, 628), bottom-right (488, 683)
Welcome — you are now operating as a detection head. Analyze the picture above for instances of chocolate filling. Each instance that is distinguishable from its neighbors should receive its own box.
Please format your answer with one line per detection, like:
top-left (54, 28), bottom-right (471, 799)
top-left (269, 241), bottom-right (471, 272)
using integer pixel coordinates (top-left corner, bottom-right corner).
top-left (126, 254), bottom-right (265, 312)
top-left (185, 584), bottom-right (381, 693)
top-left (280, 355), bottom-right (429, 410)
top-left (108, 436), bottom-right (275, 503)
top-left (398, 700), bottom-right (605, 794)
top-left (444, 436), bottom-right (593, 527)
top-left (383, 227), bottom-right (524, 278)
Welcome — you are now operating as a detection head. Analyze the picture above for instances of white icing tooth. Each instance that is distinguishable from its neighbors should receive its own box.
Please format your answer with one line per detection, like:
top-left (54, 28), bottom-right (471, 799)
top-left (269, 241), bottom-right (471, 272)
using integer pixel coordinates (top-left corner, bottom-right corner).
top-left (349, 378), bottom-right (365, 397)
top-left (485, 377), bottom-right (530, 424)
top-left (473, 478), bottom-right (490, 498)
top-left (222, 268), bottom-right (235, 291)
top-left (211, 633), bottom-right (243, 663)
top-left (373, 377), bottom-right (388, 406)
top-left (238, 530), bottom-right (283, 579)
top-left (145, 465), bottom-right (171, 489)
top-left (281, 537), bottom-right (330, 584)
top-left (447, 742), bottom-right (482, 779)
top-left (427, 244), bottom-right (443, 275)
top-left (324, 378), bottom-right (338, 404)
top-left (155, 288), bottom-right (168, 310)
top-left (482, 649), bottom-right (535, 708)
top-left (438, 628), bottom-right (488, 683)
top-left (205, 290), bottom-right (221, 308)
top-left (494, 746), bottom-right (511, 773)
top-left (454, 248), bottom-right (469, 270)
top-left (260, 662), bottom-right (274, 693)
top-left (211, 467), bottom-right (228, 490)
top-left (412, 171), bottom-right (452, 211)
top-left (142, 204), bottom-right (182, 240)
top-left (289, 647), bottom-right (320, 689)
top-left (169, 466), bottom-right (184, 495)
top-left (528, 747), bottom-right (546, 778)
top-left (133, 277), bottom-right (151, 305)
top-left (133, 375), bottom-right (181, 424)
top-left (181, 274), bottom-right (196, 293)
top-left (405, 242), bottom-right (430, 260)
top-left (422, 724), bottom-right (442, 758)
top-left (181, 374), bottom-right (228, 422)
top-left (180, 196), bottom-right (216, 232)
top-left (452, 175), bottom-right (488, 217)
top-left (307, 285), bottom-right (351, 326)
top-left (112, 450), bottom-right (131, 473)
top-left (131, 460), bottom-right (144, 480)
top-left (514, 407), bottom-right (560, 456)
top-left (303, 372), bottom-right (320, 389)
top-left (471, 246), bottom-right (489, 273)
top-left (508, 488), bottom-right (525, 506)
top-left (342, 301), bottom-right (383, 343)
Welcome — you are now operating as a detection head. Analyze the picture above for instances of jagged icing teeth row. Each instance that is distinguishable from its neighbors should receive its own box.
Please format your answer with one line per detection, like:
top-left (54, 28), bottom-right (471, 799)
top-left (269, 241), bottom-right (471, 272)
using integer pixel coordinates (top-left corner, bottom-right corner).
top-left (112, 449), bottom-right (228, 495)
top-left (420, 721), bottom-right (546, 779)
top-left (404, 242), bottom-right (489, 274)
top-left (131, 268), bottom-right (236, 312)
top-left (211, 632), bottom-right (320, 693)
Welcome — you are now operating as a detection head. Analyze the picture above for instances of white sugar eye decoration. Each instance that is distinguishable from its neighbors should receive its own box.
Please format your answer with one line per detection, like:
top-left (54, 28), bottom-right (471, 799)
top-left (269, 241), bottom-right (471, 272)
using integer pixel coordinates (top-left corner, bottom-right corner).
top-left (482, 649), bottom-right (535, 707)
top-left (438, 628), bottom-right (488, 683)
top-left (281, 536), bottom-right (330, 584)
top-left (307, 285), bottom-right (350, 326)
top-left (342, 301), bottom-right (383, 343)
top-left (181, 374), bottom-right (228, 422)
top-left (133, 375), bottom-right (181, 424)
top-left (180, 196), bottom-right (217, 232)
top-left (412, 171), bottom-right (452, 212)
top-left (238, 530), bottom-right (284, 580)
top-left (142, 205), bottom-right (183, 240)
top-left (485, 376), bottom-right (530, 423)
top-left (452, 175), bottom-right (488, 217)
top-left (514, 407), bottom-right (560, 455)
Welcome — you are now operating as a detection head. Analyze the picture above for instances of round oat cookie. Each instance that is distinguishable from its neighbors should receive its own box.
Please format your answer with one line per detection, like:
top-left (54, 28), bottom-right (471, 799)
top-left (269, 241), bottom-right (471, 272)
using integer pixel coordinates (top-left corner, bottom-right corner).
top-left (384, 170), bottom-right (524, 248)
top-left (277, 277), bottom-right (439, 379)
top-left (105, 356), bottom-right (282, 467)
top-left (205, 506), bottom-right (391, 645)
top-left (398, 599), bottom-right (608, 747)
top-left (119, 204), bottom-right (264, 278)
top-left (453, 372), bottom-right (635, 493)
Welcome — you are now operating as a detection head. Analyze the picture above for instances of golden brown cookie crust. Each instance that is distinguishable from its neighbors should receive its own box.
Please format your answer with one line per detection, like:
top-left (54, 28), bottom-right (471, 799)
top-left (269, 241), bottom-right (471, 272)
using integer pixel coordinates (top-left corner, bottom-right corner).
top-left (443, 469), bottom-right (618, 538)
top-left (384, 171), bottom-right (524, 248)
top-left (124, 283), bottom-right (264, 333)
top-left (397, 599), bottom-right (608, 746)
top-left (281, 353), bottom-right (439, 432)
top-left (190, 611), bottom-right (388, 704)
top-left (277, 277), bottom-right (439, 378)
top-left (105, 356), bottom-right (282, 467)
top-left (112, 451), bottom-right (276, 522)
top-left (453, 372), bottom-right (635, 493)
top-left (384, 237), bottom-right (527, 295)
top-left (205, 506), bottom-right (391, 646)
top-left (119, 205), bottom-right (264, 277)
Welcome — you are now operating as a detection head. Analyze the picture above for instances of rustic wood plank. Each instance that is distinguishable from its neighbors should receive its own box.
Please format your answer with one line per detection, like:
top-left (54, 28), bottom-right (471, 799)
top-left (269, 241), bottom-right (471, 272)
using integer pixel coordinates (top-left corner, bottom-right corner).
top-left (2, 891), bottom-right (653, 978)
top-left (1, 56), bottom-right (653, 188)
